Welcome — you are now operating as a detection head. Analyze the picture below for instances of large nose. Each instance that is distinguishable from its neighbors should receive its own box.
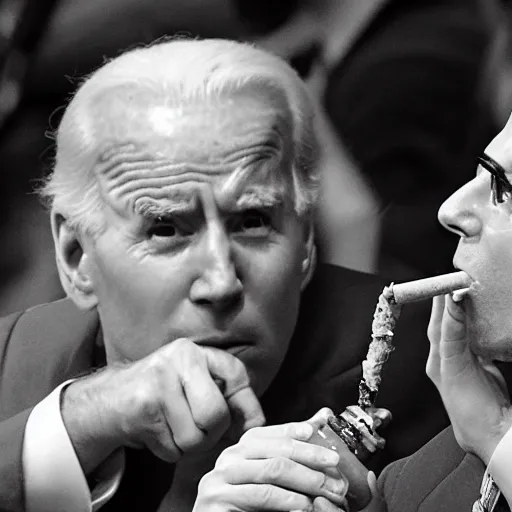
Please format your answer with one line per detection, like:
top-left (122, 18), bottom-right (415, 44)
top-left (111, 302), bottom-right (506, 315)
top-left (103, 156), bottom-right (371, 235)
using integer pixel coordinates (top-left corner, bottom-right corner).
top-left (189, 221), bottom-right (243, 312)
top-left (437, 178), bottom-right (484, 239)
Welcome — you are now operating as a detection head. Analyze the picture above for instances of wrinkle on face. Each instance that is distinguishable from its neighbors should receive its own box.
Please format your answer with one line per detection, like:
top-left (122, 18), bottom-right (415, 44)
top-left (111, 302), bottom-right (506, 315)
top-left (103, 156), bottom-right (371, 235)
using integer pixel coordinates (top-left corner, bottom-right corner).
top-left (133, 182), bottom-right (286, 222)
top-left (91, 91), bottom-right (294, 218)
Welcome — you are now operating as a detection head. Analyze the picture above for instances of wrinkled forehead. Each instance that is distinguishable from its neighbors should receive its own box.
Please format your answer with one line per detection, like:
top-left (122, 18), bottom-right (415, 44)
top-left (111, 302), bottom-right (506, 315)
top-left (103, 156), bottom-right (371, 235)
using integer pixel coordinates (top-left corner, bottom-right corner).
top-left (87, 84), bottom-right (296, 215)
top-left (89, 83), bottom-right (294, 160)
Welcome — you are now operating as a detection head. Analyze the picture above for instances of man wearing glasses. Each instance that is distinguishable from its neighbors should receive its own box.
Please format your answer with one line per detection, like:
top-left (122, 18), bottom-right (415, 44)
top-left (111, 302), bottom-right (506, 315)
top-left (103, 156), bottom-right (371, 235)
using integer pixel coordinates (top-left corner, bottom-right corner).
top-left (196, 121), bottom-right (512, 512)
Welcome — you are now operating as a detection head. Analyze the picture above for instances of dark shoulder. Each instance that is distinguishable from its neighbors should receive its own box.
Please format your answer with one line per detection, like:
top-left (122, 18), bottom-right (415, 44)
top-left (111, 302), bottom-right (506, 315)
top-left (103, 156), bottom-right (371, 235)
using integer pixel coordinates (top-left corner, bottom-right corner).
top-left (0, 299), bottom-right (99, 417)
top-left (380, 427), bottom-right (483, 512)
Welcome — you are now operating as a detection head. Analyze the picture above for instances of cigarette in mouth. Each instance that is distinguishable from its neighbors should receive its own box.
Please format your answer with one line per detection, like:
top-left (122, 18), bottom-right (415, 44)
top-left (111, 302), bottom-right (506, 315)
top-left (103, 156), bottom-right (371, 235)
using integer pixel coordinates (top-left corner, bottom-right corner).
top-left (388, 271), bottom-right (472, 305)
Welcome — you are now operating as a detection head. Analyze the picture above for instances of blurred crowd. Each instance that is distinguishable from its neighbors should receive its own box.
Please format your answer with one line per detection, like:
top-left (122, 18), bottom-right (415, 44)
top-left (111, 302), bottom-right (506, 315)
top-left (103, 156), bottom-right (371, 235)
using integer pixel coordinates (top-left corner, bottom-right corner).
top-left (0, 0), bottom-right (506, 314)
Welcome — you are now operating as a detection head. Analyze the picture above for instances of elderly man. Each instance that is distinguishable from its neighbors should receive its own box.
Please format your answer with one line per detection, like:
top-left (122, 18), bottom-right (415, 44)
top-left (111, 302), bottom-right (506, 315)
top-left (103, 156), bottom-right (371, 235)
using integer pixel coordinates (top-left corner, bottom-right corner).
top-left (199, 118), bottom-right (512, 510)
top-left (0, 38), bottom-right (442, 511)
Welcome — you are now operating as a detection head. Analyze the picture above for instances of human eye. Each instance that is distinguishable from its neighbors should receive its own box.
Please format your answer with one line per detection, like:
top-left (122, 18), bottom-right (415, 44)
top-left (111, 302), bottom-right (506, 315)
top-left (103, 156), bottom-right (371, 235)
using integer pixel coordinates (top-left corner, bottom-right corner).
top-left (490, 175), bottom-right (512, 205)
top-left (147, 216), bottom-right (193, 241)
top-left (478, 154), bottom-right (512, 205)
top-left (230, 209), bottom-right (273, 237)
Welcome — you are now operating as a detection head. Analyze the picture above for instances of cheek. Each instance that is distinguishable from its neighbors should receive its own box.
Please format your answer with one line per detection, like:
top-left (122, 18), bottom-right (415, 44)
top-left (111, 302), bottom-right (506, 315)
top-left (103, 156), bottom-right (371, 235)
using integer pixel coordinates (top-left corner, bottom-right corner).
top-left (89, 245), bottom-right (191, 360)
top-left (242, 238), bottom-right (304, 317)
top-left (240, 248), bottom-right (303, 393)
top-left (466, 269), bottom-right (512, 360)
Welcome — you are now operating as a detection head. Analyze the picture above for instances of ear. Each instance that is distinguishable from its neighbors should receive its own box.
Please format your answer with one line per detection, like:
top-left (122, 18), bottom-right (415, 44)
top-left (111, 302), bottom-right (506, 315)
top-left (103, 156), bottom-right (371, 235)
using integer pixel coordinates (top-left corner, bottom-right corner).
top-left (301, 217), bottom-right (317, 291)
top-left (51, 212), bottom-right (98, 310)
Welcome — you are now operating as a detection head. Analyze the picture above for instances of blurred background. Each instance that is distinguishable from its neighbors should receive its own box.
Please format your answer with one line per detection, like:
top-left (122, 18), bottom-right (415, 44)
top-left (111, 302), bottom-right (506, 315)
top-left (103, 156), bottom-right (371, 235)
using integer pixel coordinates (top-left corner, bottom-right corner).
top-left (0, 0), bottom-right (505, 315)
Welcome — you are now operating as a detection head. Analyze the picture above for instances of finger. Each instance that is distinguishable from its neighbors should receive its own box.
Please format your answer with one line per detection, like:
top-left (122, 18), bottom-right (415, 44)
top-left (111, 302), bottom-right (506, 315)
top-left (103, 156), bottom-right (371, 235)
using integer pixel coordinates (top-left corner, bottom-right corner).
top-left (365, 408), bottom-right (392, 429)
top-left (143, 426), bottom-right (182, 463)
top-left (308, 408), bottom-right (336, 428)
top-left (441, 294), bottom-right (466, 342)
top-left (222, 458), bottom-right (347, 506)
top-left (218, 436), bottom-right (340, 471)
top-left (227, 387), bottom-right (266, 437)
top-left (360, 471), bottom-right (387, 512)
top-left (440, 295), bottom-right (472, 365)
top-left (161, 372), bottom-right (207, 453)
top-left (180, 348), bottom-right (231, 445)
top-left (204, 347), bottom-right (265, 431)
top-left (241, 421), bottom-right (315, 442)
top-left (427, 294), bottom-right (445, 347)
top-left (426, 295), bottom-right (445, 381)
top-left (313, 496), bottom-right (347, 512)
top-left (223, 483), bottom-right (313, 512)
top-left (368, 471), bottom-right (378, 491)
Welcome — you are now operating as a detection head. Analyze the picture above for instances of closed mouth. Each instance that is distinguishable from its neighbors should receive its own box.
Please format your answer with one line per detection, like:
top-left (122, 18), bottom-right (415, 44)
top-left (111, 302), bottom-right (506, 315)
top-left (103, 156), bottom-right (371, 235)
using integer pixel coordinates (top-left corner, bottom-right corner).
top-left (192, 335), bottom-right (251, 355)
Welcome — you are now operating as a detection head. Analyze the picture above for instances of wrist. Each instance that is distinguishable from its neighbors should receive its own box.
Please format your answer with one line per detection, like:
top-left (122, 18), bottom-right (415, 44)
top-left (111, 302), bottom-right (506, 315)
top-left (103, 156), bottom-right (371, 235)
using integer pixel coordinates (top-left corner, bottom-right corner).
top-left (61, 371), bottom-right (123, 475)
top-left (476, 409), bottom-right (512, 466)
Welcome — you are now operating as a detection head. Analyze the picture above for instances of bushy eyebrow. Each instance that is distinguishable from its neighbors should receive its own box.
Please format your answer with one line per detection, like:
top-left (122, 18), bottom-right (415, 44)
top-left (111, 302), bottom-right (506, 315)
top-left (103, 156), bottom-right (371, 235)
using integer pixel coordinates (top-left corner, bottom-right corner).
top-left (135, 185), bottom-right (285, 220)
top-left (232, 186), bottom-right (285, 210)
top-left (134, 191), bottom-right (198, 219)
top-left (134, 185), bottom-right (284, 221)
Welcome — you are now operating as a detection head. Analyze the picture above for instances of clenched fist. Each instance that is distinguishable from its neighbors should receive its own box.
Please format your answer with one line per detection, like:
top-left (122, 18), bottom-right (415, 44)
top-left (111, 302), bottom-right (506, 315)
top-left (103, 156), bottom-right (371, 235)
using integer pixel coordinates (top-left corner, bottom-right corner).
top-left (61, 338), bottom-right (265, 474)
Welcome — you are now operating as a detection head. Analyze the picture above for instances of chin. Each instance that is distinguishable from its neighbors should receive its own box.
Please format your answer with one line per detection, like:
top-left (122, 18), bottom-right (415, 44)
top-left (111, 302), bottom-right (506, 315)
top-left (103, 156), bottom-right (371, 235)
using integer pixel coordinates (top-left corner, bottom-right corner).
top-left (467, 321), bottom-right (512, 362)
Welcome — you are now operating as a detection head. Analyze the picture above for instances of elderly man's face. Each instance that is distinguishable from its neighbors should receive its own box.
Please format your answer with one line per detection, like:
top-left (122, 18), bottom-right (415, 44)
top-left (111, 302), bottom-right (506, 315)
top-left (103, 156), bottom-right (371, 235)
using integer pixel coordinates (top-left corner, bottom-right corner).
top-left (79, 87), bottom-right (312, 397)
top-left (438, 114), bottom-right (512, 360)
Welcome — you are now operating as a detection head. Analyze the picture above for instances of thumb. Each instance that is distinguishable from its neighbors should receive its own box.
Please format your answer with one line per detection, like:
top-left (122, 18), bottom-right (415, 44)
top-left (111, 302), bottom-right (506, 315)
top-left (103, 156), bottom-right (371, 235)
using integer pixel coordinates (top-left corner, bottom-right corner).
top-left (426, 295), bottom-right (445, 382)
top-left (428, 294), bottom-right (446, 347)
top-left (203, 347), bottom-right (265, 433)
top-left (358, 471), bottom-right (386, 512)
top-left (439, 293), bottom-right (468, 359)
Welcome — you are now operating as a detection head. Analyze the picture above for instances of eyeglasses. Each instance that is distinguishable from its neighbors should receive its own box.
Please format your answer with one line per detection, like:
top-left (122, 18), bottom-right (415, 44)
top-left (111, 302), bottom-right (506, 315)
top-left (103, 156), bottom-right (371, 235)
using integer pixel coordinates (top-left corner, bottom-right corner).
top-left (477, 153), bottom-right (512, 204)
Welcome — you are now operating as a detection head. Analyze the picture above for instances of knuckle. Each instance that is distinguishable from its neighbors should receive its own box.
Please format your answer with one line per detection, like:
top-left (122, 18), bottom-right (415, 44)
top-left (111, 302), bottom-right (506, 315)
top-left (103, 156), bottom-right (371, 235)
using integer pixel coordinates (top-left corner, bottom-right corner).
top-left (231, 356), bottom-right (247, 376)
top-left (197, 471), bottom-right (225, 501)
top-left (171, 337), bottom-right (193, 351)
top-left (311, 408), bottom-right (334, 424)
top-left (318, 473), bottom-right (345, 496)
top-left (284, 438), bottom-right (298, 460)
top-left (214, 444), bottom-right (241, 470)
top-left (126, 381), bottom-right (160, 421)
top-left (425, 361), bottom-right (439, 382)
top-left (173, 427), bottom-right (205, 453)
top-left (194, 395), bottom-right (230, 430)
top-left (240, 425), bottom-right (262, 442)
top-left (254, 484), bottom-right (275, 508)
top-left (226, 356), bottom-right (249, 386)
top-left (317, 471), bottom-right (330, 492)
top-left (263, 456), bottom-right (291, 482)
top-left (167, 338), bottom-right (202, 364)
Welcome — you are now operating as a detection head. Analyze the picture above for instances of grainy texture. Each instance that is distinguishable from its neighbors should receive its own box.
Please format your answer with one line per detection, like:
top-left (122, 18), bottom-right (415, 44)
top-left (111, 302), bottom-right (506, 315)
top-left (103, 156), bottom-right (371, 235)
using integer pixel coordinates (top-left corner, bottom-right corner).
top-left (359, 285), bottom-right (401, 408)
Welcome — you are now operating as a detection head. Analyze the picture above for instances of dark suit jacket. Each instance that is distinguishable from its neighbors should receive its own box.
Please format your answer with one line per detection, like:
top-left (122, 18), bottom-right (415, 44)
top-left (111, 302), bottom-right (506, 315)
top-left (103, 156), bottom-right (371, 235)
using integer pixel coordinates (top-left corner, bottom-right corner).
top-left (380, 426), bottom-right (485, 512)
top-left (0, 264), bottom-right (448, 511)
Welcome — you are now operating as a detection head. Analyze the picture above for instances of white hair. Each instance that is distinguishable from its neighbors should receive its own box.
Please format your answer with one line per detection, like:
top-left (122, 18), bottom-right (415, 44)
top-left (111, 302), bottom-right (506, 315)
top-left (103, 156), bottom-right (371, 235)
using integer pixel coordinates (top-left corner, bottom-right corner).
top-left (39, 38), bottom-right (320, 235)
